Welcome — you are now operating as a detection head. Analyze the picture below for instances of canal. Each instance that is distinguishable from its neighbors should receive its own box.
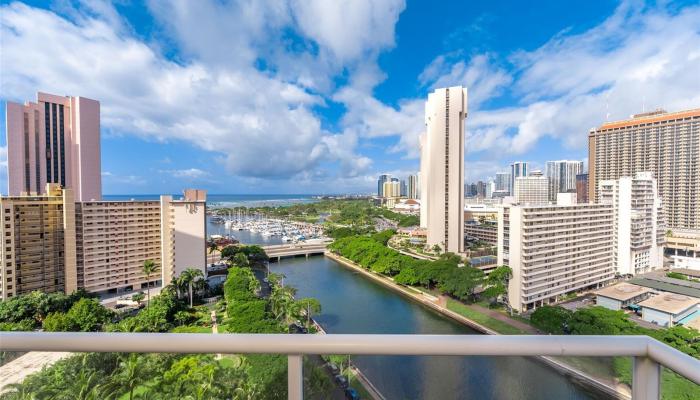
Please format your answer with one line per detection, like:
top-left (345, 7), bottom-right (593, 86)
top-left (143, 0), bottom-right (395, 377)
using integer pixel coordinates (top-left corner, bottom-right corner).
top-left (269, 255), bottom-right (608, 400)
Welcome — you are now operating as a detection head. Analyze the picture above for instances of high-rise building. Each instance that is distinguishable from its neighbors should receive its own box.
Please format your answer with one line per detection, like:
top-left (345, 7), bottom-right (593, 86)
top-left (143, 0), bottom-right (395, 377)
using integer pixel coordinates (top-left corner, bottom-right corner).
top-left (486, 181), bottom-right (495, 199)
top-left (510, 162), bottom-right (528, 195)
top-left (382, 181), bottom-right (401, 198)
top-left (0, 188), bottom-right (206, 299)
top-left (0, 184), bottom-right (77, 299)
top-left (420, 86), bottom-right (467, 254)
top-left (400, 179), bottom-right (408, 197)
top-left (407, 175), bottom-right (418, 199)
top-left (377, 174), bottom-right (391, 197)
top-left (75, 200), bottom-right (163, 294)
top-left (495, 172), bottom-right (511, 194)
top-left (476, 181), bottom-right (487, 198)
top-left (6, 92), bottom-right (102, 201)
top-left (497, 201), bottom-right (615, 311)
top-left (576, 173), bottom-right (589, 203)
top-left (599, 172), bottom-right (664, 276)
top-left (588, 108), bottom-right (700, 230)
top-left (514, 172), bottom-right (549, 205)
top-left (545, 160), bottom-right (584, 201)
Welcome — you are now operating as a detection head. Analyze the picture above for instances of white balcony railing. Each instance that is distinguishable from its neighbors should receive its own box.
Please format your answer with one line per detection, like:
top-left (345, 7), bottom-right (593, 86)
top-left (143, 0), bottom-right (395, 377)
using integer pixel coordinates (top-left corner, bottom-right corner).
top-left (2, 332), bottom-right (699, 400)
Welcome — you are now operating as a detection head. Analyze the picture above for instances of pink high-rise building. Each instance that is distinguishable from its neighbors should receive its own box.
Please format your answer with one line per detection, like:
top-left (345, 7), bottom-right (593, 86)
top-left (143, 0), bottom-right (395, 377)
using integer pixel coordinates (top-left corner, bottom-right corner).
top-left (5, 92), bottom-right (101, 201)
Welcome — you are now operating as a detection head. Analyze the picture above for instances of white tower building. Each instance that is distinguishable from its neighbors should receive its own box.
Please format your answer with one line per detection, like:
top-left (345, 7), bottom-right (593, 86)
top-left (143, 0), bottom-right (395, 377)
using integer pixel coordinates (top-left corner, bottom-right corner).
top-left (420, 86), bottom-right (467, 254)
top-left (599, 172), bottom-right (664, 276)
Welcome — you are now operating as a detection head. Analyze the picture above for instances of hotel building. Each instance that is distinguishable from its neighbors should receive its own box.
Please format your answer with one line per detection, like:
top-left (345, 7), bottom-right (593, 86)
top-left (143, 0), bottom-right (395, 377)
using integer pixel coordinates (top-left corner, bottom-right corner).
top-left (599, 172), bottom-right (664, 276)
top-left (420, 86), bottom-right (467, 254)
top-left (497, 199), bottom-right (615, 311)
top-left (5, 92), bottom-right (101, 201)
top-left (514, 172), bottom-right (549, 205)
top-left (588, 108), bottom-right (700, 230)
top-left (0, 184), bottom-right (77, 299)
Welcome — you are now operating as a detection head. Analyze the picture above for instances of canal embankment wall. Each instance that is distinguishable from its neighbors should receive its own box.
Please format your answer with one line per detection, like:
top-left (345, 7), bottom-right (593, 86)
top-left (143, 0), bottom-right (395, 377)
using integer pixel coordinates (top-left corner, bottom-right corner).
top-left (324, 251), bottom-right (631, 400)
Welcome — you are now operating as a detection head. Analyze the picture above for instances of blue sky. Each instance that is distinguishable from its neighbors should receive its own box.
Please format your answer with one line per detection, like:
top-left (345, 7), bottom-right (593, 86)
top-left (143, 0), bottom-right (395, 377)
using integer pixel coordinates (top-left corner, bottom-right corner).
top-left (1, 0), bottom-right (699, 194)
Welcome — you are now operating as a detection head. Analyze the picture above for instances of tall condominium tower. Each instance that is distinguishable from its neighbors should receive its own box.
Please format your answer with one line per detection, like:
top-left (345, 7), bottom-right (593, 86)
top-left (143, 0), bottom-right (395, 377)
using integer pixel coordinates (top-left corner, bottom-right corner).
top-left (6, 92), bottom-right (102, 201)
top-left (545, 160), bottom-right (584, 201)
top-left (377, 174), bottom-right (391, 197)
top-left (510, 162), bottom-right (528, 195)
top-left (420, 86), bottom-right (467, 254)
top-left (495, 172), bottom-right (511, 194)
top-left (599, 172), bottom-right (665, 276)
top-left (589, 108), bottom-right (700, 230)
top-left (407, 175), bottom-right (418, 199)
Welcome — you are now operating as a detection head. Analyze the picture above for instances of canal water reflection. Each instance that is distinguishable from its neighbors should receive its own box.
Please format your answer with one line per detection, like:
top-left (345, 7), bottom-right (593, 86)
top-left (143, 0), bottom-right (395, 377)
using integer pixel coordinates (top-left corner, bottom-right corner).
top-left (269, 255), bottom-right (607, 400)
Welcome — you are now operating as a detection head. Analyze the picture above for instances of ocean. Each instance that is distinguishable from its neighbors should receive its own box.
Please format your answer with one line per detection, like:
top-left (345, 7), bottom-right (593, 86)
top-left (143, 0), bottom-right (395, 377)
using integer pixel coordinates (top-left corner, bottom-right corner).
top-left (102, 194), bottom-right (319, 208)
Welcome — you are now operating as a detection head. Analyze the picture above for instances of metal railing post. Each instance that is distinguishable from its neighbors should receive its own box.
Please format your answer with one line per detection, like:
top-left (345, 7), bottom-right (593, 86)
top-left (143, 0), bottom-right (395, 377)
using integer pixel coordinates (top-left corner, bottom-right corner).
top-left (288, 354), bottom-right (303, 400)
top-left (633, 356), bottom-right (660, 400)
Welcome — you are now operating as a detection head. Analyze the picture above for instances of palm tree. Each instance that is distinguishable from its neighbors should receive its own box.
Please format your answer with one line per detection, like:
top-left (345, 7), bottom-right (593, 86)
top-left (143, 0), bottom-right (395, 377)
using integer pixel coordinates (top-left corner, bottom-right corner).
top-left (103, 354), bottom-right (143, 400)
top-left (208, 242), bottom-right (218, 266)
top-left (180, 268), bottom-right (205, 308)
top-left (142, 260), bottom-right (157, 307)
top-left (270, 286), bottom-right (297, 323)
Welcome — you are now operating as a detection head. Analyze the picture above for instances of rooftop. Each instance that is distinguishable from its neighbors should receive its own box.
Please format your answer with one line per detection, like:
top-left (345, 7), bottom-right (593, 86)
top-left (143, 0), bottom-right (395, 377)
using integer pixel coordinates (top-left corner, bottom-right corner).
top-left (594, 108), bottom-right (700, 131)
top-left (630, 277), bottom-right (700, 299)
top-left (638, 294), bottom-right (699, 315)
top-left (595, 283), bottom-right (652, 301)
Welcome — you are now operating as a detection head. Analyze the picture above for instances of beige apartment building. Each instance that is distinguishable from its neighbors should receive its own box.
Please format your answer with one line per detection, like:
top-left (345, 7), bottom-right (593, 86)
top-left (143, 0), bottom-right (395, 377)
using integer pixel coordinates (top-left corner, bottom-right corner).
top-left (75, 200), bottom-right (163, 294)
top-left (498, 201), bottom-right (615, 311)
top-left (160, 190), bottom-right (207, 287)
top-left (588, 108), bottom-right (700, 230)
top-left (0, 184), bottom-right (77, 299)
top-left (0, 188), bottom-right (207, 299)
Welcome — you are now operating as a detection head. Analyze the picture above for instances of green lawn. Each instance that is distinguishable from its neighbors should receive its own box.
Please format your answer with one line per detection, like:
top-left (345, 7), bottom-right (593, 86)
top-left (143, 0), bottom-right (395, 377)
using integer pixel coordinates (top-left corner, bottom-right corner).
top-left (446, 299), bottom-right (526, 335)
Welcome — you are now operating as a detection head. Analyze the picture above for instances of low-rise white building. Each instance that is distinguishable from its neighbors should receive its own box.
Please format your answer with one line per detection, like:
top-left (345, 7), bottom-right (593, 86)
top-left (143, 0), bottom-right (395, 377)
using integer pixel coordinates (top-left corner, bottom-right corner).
top-left (638, 294), bottom-right (699, 327)
top-left (595, 283), bottom-right (653, 311)
top-left (665, 229), bottom-right (700, 271)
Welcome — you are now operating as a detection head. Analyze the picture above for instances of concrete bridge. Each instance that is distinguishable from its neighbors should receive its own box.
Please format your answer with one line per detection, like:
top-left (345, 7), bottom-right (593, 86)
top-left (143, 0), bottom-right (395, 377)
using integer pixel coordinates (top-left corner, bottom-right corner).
top-left (263, 242), bottom-right (329, 262)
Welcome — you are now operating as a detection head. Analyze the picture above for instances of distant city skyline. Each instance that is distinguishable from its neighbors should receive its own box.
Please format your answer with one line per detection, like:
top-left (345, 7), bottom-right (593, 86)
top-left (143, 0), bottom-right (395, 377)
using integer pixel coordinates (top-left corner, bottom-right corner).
top-left (1, 1), bottom-right (699, 194)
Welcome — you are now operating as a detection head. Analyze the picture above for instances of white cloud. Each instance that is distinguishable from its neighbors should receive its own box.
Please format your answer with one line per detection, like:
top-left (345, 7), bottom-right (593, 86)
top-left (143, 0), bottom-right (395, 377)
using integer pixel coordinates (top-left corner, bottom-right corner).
top-left (101, 171), bottom-right (146, 185)
top-left (0, 1), bottom-right (401, 186)
top-left (290, 0), bottom-right (405, 63)
top-left (161, 168), bottom-right (208, 180)
top-left (396, 1), bottom-right (700, 182)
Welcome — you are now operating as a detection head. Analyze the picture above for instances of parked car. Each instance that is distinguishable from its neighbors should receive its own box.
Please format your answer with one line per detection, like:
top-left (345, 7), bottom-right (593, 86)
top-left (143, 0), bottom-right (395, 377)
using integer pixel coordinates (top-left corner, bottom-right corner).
top-left (326, 362), bottom-right (340, 375)
top-left (344, 388), bottom-right (360, 400)
top-left (334, 375), bottom-right (349, 389)
top-left (287, 323), bottom-right (308, 334)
